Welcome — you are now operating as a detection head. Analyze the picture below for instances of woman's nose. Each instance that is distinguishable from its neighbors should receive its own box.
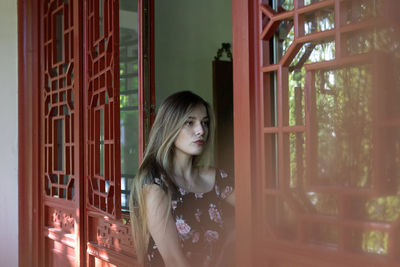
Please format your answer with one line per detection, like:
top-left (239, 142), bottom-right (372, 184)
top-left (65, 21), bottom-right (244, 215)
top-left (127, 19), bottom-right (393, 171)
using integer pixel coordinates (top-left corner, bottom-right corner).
top-left (195, 122), bottom-right (204, 136)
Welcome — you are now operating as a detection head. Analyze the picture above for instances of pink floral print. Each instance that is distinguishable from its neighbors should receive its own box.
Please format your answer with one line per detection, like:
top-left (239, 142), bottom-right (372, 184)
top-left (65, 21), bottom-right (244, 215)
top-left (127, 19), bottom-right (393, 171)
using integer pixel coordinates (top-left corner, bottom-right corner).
top-left (195, 192), bottom-right (204, 198)
top-left (195, 208), bottom-right (202, 222)
top-left (147, 169), bottom-right (234, 265)
top-left (172, 200), bottom-right (178, 210)
top-left (208, 204), bottom-right (223, 224)
top-left (220, 170), bottom-right (228, 178)
top-left (175, 217), bottom-right (191, 235)
top-left (192, 232), bottom-right (200, 243)
top-left (220, 185), bottom-right (233, 199)
top-left (179, 187), bottom-right (187, 195)
top-left (204, 230), bottom-right (219, 242)
top-left (215, 184), bottom-right (220, 196)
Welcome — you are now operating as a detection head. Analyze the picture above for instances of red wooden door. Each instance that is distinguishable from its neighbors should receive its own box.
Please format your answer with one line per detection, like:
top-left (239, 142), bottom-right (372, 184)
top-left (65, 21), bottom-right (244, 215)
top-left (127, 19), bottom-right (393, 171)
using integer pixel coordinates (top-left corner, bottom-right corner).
top-left (39, 0), bottom-right (84, 265)
top-left (83, 0), bottom-right (154, 265)
top-left (35, 0), bottom-right (154, 266)
top-left (233, 0), bottom-right (400, 266)
top-left (84, 0), bottom-right (129, 265)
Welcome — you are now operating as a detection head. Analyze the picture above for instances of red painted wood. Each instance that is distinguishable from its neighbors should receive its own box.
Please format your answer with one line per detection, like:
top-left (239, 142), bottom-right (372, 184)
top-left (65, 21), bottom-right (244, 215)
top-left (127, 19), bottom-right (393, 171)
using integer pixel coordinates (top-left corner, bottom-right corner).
top-left (72, 0), bottom-right (85, 265)
top-left (232, 0), bottom-right (258, 266)
top-left (256, 0), bottom-right (400, 266)
top-left (138, 0), bottom-right (155, 163)
top-left (18, 0), bottom-right (41, 266)
top-left (138, 0), bottom-right (145, 162)
top-left (85, 0), bottom-right (121, 219)
top-left (148, 0), bottom-right (155, 127)
top-left (20, 0), bottom-right (141, 266)
top-left (40, 0), bottom-right (82, 266)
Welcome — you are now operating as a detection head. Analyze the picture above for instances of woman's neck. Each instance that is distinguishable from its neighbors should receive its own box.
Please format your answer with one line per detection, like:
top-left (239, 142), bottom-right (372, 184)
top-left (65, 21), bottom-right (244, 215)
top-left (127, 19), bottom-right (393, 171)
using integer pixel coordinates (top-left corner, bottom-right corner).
top-left (172, 150), bottom-right (195, 185)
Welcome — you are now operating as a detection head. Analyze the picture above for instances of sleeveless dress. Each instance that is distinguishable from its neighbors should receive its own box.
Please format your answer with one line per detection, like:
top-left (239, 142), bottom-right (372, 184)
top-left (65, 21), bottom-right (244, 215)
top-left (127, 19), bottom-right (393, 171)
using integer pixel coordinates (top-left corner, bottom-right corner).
top-left (146, 169), bottom-right (234, 267)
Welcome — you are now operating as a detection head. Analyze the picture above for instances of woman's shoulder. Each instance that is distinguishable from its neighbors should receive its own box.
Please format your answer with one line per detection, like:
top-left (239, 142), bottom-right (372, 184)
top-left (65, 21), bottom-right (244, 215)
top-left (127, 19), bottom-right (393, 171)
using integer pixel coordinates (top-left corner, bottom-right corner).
top-left (143, 183), bottom-right (166, 195)
top-left (198, 167), bottom-right (233, 180)
top-left (198, 166), bottom-right (217, 179)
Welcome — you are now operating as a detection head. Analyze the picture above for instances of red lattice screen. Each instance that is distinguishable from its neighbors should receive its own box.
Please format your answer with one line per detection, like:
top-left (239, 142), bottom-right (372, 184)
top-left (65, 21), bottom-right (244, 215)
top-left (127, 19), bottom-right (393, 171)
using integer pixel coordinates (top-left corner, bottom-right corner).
top-left (257, 0), bottom-right (400, 266)
top-left (86, 0), bottom-right (121, 218)
top-left (40, 0), bottom-right (80, 265)
top-left (43, 0), bottom-right (75, 202)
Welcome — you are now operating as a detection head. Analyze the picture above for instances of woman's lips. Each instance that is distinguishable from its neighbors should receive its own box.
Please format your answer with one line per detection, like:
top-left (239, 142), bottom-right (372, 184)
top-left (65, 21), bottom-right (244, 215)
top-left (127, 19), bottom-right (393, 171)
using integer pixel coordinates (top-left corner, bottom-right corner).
top-left (194, 140), bottom-right (204, 145)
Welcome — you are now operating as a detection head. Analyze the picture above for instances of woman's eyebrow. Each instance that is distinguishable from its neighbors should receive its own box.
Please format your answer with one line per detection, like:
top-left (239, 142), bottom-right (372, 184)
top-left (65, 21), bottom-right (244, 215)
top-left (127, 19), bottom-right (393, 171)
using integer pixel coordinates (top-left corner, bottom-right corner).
top-left (187, 116), bottom-right (209, 120)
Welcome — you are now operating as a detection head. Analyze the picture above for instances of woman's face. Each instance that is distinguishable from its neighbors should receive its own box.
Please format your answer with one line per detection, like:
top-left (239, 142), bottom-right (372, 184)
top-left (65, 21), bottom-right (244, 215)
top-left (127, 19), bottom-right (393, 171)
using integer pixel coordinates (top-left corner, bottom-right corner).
top-left (174, 104), bottom-right (209, 157)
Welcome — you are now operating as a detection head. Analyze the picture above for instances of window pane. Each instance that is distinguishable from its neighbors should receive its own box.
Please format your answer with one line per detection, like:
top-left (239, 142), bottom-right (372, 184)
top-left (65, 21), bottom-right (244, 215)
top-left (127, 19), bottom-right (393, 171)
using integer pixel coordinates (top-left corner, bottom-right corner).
top-left (315, 65), bottom-right (373, 187)
top-left (288, 40), bottom-right (335, 126)
top-left (120, 0), bottom-right (139, 212)
top-left (303, 6), bottom-right (334, 35)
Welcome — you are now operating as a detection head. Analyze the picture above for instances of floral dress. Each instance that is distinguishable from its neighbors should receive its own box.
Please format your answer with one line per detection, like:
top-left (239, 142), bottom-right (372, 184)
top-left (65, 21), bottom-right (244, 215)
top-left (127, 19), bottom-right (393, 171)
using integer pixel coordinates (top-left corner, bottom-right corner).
top-left (146, 169), bottom-right (234, 267)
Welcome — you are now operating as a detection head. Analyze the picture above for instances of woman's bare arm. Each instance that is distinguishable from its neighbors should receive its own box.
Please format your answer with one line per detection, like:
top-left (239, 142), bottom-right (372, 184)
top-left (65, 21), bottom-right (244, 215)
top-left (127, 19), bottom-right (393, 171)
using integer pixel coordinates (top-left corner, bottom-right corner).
top-left (217, 189), bottom-right (235, 266)
top-left (144, 185), bottom-right (190, 267)
top-left (225, 190), bottom-right (235, 206)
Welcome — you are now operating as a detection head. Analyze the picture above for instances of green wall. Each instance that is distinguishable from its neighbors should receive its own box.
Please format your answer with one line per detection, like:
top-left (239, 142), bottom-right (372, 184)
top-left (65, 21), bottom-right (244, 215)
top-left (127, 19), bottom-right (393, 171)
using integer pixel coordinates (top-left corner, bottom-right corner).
top-left (155, 0), bottom-right (232, 107)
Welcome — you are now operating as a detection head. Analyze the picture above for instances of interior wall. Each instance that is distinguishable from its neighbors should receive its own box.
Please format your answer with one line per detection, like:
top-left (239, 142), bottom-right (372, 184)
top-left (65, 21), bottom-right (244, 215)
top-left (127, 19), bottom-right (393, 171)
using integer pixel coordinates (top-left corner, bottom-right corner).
top-left (0, 0), bottom-right (18, 266)
top-left (154, 0), bottom-right (232, 107)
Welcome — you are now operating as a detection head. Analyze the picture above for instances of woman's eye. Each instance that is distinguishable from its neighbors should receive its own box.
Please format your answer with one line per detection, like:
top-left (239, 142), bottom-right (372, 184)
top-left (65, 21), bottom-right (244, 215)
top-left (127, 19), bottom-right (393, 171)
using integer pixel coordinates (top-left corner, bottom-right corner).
top-left (201, 120), bottom-right (209, 127)
top-left (185, 121), bottom-right (193, 126)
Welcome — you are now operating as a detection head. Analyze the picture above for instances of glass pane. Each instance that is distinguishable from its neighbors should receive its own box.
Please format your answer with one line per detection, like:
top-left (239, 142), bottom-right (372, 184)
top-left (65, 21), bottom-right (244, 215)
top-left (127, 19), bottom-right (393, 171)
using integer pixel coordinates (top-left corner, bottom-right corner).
top-left (120, 0), bottom-right (139, 212)
top-left (56, 11), bottom-right (64, 62)
top-left (264, 71), bottom-right (277, 127)
top-left (99, 0), bottom-right (104, 37)
top-left (286, 132), bottom-right (305, 188)
top-left (265, 134), bottom-right (279, 189)
top-left (346, 228), bottom-right (388, 255)
top-left (344, 27), bottom-right (400, 57)
top-left (99, 108), bottom-right (104, 176)
top-left (121, 110), bottom-right (139, 209)
top-left (288, 76), bottom-right (305, 125)
top-left (290, 40), bottom-right (335, 67)
top-left (341, 0), bottom-right (382, 25)
top-left (288, 40), bottom-right (335, 126)
top-left (303, 6), bottom-right (334, 35)
top-left (269, 19), bottom-right (294, 65)
top-left (347, 195), bottom-right (400, 222)
top-left (382, 127), bottom-right (400, 192)
top-left (265, 195), bottom-right (297, 240)
top-left (55, 118), bottom-right (65, 171)
top-left (315, 65), bottom-right (373, 187)
top-left (306, 192), bottom-right (338, 216)
top-left (306, 223), bottom-right (339, 247)
top-left (304, 0), bottom-right (324, 5)
top-left (272, 0), bottom-right (294, 11)
top-left (396, 231), bottom-right (400, 262)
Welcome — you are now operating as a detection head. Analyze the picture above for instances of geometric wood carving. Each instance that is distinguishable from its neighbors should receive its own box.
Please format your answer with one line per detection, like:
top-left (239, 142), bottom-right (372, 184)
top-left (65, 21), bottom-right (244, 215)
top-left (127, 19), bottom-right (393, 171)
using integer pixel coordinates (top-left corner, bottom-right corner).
top-left (86, 0), bottom-right (121, 218)
top-left (43, 0), bottom-right (75, 201)
top-left (258, 0), bottom-right (400, 265)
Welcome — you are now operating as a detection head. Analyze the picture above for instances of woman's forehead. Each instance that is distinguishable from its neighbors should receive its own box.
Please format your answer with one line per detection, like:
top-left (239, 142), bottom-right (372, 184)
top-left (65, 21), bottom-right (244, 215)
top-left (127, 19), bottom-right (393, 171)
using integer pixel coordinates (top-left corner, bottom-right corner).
top-left (187, 104), bottom-right (208, 118)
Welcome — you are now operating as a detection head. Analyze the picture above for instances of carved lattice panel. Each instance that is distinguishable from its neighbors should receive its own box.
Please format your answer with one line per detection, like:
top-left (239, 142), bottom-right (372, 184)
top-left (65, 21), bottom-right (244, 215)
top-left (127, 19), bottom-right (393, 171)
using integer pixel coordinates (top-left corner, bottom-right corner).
top-left (43, 0), bottom-right (75, 201)
top-left (259, 0), bottom-right (400, 266)
top-left (86, 0), bottom-right (121, 218)
top-left (40, 0), bottom-right (79, 266)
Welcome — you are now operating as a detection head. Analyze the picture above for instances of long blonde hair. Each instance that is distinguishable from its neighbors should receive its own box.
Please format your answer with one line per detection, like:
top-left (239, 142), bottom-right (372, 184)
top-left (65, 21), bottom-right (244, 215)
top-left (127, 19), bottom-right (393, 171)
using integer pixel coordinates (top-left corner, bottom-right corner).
top-left (129, 91), bottom-right (214, 265)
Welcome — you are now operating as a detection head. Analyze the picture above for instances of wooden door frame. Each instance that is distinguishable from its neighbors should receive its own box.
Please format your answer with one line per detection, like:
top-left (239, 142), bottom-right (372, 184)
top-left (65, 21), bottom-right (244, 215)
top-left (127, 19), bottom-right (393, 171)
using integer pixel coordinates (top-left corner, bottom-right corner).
top-left (232, 0), bottom-right (260, 266)
top-left (18, 0), bottom-right (41, 266)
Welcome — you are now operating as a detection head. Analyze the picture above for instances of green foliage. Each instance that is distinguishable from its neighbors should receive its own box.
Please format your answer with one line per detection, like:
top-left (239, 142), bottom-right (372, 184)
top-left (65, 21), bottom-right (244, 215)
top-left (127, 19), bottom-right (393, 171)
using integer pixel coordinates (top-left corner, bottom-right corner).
top-left (361, 230), bottom-right (388, 255)
top-left (316, 66), bottom-right (373, 187)
top-left (365, 196), bottom-right (400, 222)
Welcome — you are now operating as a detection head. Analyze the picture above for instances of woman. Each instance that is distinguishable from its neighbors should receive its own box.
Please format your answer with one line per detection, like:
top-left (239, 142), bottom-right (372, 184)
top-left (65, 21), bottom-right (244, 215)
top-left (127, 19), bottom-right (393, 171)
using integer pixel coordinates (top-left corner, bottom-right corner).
top-left (129, 91), bottom-right (235, 267)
